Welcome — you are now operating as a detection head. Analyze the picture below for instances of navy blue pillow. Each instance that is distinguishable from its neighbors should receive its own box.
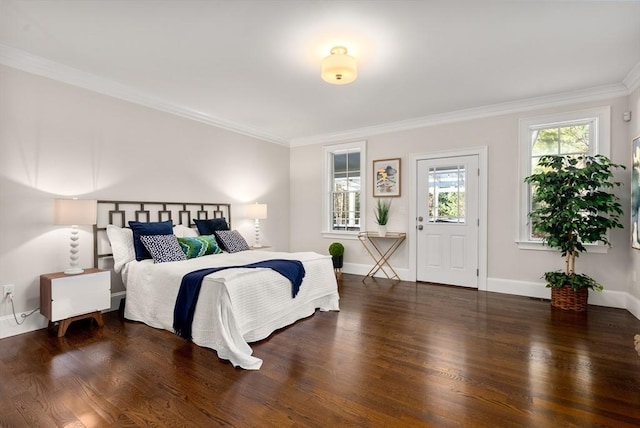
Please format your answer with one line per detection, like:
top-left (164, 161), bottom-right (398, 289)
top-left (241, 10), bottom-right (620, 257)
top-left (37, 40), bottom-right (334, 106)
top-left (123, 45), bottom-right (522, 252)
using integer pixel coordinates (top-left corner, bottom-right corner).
top-left (194, 217), bottom-right (229, 235)
top-left (129, 220), bottom-right (174, 261)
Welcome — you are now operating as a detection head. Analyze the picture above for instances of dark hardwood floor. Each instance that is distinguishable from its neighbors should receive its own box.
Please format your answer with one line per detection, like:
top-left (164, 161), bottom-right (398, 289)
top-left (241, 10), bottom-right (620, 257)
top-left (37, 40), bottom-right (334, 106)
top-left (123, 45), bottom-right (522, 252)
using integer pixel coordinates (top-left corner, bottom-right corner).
top-left (1, 274), bottom-right (639, 427)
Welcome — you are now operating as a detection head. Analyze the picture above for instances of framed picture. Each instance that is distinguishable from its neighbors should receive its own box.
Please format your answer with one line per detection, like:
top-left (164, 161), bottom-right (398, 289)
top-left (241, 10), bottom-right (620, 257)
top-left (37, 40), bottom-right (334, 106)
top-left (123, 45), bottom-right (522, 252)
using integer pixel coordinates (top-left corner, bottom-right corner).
top-left (632, 135), bottom-right (640, 250)
top-left (373, 158), bottom-right (401, 197)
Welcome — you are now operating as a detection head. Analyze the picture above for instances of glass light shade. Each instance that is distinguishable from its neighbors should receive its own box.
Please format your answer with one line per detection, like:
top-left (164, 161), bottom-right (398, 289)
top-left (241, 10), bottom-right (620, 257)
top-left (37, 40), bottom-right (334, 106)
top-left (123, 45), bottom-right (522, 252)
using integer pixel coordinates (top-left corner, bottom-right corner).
top-left (246, 203), bottom-right (268, 220)
top-left (321, 46), bottom-right (357, 85)
top-left (54, 199), bottom-right (97, 225)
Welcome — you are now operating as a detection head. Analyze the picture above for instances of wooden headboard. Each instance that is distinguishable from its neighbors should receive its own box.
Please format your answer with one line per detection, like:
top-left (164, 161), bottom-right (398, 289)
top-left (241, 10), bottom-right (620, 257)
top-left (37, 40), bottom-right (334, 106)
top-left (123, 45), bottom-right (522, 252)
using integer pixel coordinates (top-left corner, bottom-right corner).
top-left (93, 200), bottom-right (231, 269)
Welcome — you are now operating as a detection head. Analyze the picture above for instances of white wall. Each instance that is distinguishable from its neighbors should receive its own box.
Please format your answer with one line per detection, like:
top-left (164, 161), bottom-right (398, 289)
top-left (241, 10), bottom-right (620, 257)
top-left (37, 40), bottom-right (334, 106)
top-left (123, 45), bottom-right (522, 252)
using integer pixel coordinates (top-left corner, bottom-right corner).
top-left (1, 64), bottom-right (637, 340)
top-left (629, 87), bottom-right (640, 312)
top-left (290, 95), bottom-right (638, 317)
top-left (0, 65), bottom-right (290, 337)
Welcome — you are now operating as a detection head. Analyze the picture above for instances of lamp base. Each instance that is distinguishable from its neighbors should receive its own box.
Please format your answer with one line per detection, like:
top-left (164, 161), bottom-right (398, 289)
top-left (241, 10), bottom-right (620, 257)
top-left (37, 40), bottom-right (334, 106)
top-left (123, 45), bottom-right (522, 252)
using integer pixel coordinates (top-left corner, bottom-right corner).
top-left (253, 218), bottom-right (262, 249)
top-left (64, 268), bottom-right (85, 275)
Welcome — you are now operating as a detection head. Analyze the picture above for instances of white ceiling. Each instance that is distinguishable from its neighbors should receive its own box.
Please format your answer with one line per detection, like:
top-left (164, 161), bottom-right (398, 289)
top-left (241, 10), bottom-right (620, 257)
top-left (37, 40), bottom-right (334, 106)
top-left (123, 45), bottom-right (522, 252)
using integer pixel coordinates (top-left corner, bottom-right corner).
top-left (1, 0), bottom-right (639, 146)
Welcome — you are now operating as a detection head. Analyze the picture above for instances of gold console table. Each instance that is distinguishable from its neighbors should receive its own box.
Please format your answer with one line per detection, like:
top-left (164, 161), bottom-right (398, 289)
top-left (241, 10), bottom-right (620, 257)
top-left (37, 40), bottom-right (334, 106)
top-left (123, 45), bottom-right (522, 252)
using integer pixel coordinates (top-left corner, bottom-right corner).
top-left (357, 232), bottom-right (406, 281)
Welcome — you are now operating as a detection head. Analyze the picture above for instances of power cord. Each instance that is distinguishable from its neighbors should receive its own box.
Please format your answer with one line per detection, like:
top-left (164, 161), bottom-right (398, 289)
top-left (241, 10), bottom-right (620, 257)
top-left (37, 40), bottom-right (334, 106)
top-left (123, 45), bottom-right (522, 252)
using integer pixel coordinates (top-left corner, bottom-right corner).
top-left (6, 293), bottom-right (39, 325)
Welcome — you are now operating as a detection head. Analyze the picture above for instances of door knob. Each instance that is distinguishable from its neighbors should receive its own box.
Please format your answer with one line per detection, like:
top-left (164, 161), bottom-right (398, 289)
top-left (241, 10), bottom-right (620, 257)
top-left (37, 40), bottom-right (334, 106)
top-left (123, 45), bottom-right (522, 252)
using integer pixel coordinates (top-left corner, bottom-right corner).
top-left (417, 225), bottom-right (423, 230)
top-left (418, 216), bottom-right (423, 222)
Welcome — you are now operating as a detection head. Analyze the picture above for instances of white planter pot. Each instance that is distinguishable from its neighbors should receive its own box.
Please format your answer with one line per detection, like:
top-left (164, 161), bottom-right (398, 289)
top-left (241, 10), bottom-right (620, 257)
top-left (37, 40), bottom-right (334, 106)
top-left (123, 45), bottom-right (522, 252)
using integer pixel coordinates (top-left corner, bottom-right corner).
top-left (378, 225), bottom-right (387, 237)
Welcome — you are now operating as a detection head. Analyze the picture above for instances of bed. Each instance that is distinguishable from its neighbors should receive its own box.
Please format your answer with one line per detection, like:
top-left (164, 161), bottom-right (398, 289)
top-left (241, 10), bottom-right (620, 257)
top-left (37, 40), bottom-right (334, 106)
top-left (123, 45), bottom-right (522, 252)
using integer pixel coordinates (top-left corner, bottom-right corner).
top-left (94, 200), bottom-right (340, 370)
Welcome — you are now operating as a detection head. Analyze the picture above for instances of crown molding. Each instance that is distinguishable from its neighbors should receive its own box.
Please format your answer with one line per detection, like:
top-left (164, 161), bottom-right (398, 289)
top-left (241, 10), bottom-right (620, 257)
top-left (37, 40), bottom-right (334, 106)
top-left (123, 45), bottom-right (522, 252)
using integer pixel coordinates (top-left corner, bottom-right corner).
top-left (0, 44), bottom-right (288, 146)
top-left (2, 44), bottom-right (636, 149)
top-left (290, 82), bottom-right (631, 147)
top-left (623, 61), bottom-right (640, 93)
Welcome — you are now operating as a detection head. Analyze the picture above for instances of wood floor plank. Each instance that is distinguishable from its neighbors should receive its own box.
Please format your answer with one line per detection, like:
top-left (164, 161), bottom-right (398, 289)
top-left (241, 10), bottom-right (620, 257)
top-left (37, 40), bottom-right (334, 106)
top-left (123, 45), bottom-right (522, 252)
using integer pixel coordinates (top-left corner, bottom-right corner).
top-left (1, 274), bottom-right (639, 427)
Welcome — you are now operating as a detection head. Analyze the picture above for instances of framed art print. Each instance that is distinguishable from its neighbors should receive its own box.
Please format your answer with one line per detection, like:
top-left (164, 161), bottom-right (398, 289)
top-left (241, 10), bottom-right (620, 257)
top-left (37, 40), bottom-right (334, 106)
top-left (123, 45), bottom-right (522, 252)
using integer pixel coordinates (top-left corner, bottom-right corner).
top-left (373, 158), bottom-right (401, 197)
top-left (632, 135), bottom-right (640, 250)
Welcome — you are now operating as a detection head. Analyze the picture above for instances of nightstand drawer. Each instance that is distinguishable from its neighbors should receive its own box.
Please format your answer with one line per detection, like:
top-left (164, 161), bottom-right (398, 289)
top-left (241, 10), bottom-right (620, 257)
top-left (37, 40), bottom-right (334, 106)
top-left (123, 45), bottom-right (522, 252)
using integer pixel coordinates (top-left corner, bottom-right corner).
top-left (41, 269), bottom-right (111, 322)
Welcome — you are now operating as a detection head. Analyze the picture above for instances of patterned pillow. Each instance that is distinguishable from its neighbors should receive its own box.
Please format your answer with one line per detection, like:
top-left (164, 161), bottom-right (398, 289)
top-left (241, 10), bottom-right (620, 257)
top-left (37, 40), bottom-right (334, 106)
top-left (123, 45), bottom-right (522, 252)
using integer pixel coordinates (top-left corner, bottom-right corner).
top-left (177, 235), bottom-right (222, 259)
top-left (214, 230), bottom-right (250, 253)
top-left (140, 234), bottom-right (187, 263)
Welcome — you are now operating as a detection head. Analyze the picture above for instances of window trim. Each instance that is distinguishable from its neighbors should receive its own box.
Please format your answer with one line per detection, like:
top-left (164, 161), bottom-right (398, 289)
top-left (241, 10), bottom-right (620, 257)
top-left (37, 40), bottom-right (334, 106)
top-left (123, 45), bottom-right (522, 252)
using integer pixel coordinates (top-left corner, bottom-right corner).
top-left (322, 141), bottom-right (366, 237)
top-left (517, 106), bottom-right (611, 251)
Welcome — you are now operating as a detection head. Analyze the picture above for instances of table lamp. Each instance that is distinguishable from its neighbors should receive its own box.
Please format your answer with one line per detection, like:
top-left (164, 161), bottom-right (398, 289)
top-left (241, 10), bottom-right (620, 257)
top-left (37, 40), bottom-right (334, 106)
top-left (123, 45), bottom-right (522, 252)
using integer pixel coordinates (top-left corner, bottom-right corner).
top-left (54, 198), bottom-right (97, 274)
top-left (246, 203), bottom-right (267, 248)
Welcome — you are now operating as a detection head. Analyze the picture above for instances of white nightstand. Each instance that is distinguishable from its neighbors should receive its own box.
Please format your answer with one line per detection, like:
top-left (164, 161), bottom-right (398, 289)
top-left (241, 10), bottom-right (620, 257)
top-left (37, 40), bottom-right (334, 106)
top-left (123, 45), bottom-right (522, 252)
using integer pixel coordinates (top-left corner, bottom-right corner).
top-left (40, 268), bottom-right (111, 337)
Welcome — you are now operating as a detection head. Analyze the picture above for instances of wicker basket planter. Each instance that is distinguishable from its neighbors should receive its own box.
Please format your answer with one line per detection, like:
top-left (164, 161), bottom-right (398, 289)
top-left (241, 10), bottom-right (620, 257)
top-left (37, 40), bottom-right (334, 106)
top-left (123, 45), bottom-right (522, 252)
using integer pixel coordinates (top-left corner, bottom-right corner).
top-left (551, 286), bottom-right (588, 311)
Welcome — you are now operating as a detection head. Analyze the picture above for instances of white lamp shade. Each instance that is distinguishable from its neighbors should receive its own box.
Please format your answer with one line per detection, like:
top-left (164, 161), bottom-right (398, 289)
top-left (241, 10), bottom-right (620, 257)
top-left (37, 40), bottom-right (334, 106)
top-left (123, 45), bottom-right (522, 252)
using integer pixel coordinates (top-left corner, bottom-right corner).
top-left (321, 46), bottom-right (357, 85)
top-left (54, 199), bottom-right (97, 225)
top-left (246, 203), bottom-right (267, 220)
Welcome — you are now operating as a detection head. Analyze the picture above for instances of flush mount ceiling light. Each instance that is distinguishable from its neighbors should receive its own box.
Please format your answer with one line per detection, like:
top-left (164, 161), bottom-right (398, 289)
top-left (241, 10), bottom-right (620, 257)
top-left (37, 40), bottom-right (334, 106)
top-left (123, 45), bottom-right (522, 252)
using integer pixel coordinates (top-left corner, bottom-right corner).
top-left (321, 46), bottom-right (357, 85)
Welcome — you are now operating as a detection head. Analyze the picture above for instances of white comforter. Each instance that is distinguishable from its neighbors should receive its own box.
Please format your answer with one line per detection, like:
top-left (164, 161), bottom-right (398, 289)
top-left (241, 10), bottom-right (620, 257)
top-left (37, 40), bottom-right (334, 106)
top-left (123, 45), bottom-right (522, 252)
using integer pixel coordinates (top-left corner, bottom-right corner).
top-left (121, 250), bottom-right (340, 369)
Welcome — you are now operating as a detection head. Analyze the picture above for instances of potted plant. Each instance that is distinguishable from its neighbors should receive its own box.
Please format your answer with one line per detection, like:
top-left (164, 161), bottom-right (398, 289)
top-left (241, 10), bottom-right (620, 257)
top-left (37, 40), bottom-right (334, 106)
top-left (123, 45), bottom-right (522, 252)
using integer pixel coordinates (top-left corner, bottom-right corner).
top-left (524, 154), bottom-right (625, 311)
top-left (375, 199), bottom-right (391, 237)
top-left (328, 242), bottom-right (344, 270)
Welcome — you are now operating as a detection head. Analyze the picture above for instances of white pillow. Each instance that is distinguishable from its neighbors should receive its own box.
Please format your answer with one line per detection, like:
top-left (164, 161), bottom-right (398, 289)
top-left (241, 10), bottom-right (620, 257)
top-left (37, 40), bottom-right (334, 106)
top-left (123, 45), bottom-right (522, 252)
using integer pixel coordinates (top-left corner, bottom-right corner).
top-left (173, 224), bottom-right (198, 238)
top-left (106, 224), bottom-right (136, 273)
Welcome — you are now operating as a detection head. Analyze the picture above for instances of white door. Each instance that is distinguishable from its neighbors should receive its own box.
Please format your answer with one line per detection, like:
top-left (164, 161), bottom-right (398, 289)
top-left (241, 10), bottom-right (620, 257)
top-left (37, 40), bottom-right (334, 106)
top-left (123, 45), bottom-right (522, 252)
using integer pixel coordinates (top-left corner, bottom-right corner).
top-left (416, 155), bottom-right (479, 287)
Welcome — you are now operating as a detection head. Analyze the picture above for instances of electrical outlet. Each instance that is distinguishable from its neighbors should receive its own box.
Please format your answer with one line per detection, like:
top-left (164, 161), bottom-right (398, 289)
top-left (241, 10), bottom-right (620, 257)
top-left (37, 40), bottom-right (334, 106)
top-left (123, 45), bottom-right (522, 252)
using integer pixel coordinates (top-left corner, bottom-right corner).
top-left (3, 284), bottom-right (14, 298)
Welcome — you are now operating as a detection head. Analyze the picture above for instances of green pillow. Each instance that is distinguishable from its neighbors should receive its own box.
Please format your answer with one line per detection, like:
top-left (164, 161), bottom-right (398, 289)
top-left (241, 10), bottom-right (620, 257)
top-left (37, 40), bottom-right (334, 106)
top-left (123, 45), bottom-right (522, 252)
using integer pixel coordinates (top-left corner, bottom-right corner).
top-left (177, 235), bottom-right (222, 259)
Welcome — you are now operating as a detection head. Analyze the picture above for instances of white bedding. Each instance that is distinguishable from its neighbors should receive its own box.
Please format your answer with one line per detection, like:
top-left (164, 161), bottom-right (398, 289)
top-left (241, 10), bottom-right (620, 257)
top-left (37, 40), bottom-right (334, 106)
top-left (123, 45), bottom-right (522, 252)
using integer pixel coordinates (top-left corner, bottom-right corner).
top-left (121, 250), bottom-right (340, 369)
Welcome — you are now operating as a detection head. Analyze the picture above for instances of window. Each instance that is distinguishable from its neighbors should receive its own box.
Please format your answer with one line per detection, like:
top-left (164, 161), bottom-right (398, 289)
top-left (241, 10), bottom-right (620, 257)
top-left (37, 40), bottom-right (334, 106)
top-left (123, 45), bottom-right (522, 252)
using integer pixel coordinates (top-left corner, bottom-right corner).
top-left (428, 165), bottom-right (466, 224)
top-left (323, 141), bottom-right (366, 235)
top-left (518, 107), bottom-right (610, 248)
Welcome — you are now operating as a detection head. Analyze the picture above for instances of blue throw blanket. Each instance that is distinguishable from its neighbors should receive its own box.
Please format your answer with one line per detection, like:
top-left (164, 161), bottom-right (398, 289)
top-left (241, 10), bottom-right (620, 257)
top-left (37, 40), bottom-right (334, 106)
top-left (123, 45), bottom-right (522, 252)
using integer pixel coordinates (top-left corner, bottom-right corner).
top-left (173, 259), bottom-right (306, 341)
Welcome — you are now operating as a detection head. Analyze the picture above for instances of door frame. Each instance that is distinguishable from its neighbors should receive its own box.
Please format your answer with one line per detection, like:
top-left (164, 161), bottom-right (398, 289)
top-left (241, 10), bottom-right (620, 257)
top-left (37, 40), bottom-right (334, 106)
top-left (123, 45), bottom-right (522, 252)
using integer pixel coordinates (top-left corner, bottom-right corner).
top-left (409, 146), bottom-right (488, 290)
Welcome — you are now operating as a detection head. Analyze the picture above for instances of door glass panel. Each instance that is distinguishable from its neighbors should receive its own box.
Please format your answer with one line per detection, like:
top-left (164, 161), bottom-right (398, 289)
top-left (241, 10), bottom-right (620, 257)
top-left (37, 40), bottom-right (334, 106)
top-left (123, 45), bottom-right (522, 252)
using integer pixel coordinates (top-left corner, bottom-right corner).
top-left (427, 165), bottom-right (466, 223)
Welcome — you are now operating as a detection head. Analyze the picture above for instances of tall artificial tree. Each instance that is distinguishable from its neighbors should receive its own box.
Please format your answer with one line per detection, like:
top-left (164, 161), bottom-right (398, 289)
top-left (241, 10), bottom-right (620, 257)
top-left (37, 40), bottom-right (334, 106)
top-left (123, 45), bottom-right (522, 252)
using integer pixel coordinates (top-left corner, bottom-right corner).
top-left (524, 154), bottom-right (624, 294)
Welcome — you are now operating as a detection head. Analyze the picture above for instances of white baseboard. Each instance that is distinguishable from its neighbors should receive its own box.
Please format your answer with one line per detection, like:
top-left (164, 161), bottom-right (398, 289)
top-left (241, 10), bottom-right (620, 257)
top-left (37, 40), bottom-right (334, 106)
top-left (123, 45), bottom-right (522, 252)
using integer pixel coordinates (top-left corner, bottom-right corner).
top-left (339, 269), bottom-right (640, 321)
top-left (486, 277), bottom-right (639, 320)
top-left (487, 278), bottom-right (640, 310)
top-left (1, 278), bottom-right (636, 340)
top-left (624, 293), bottom-right (640, 320)
top-left (486, 277), bottom-right (550, 299)
top-left (0, 310), bottom-right (48, 339)
top-left (0, 291), bottom-right (127, 340)
top-left (342, 262), bottom-right (411, 281)
top-left (110, 291), bottom-right (126, 312)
